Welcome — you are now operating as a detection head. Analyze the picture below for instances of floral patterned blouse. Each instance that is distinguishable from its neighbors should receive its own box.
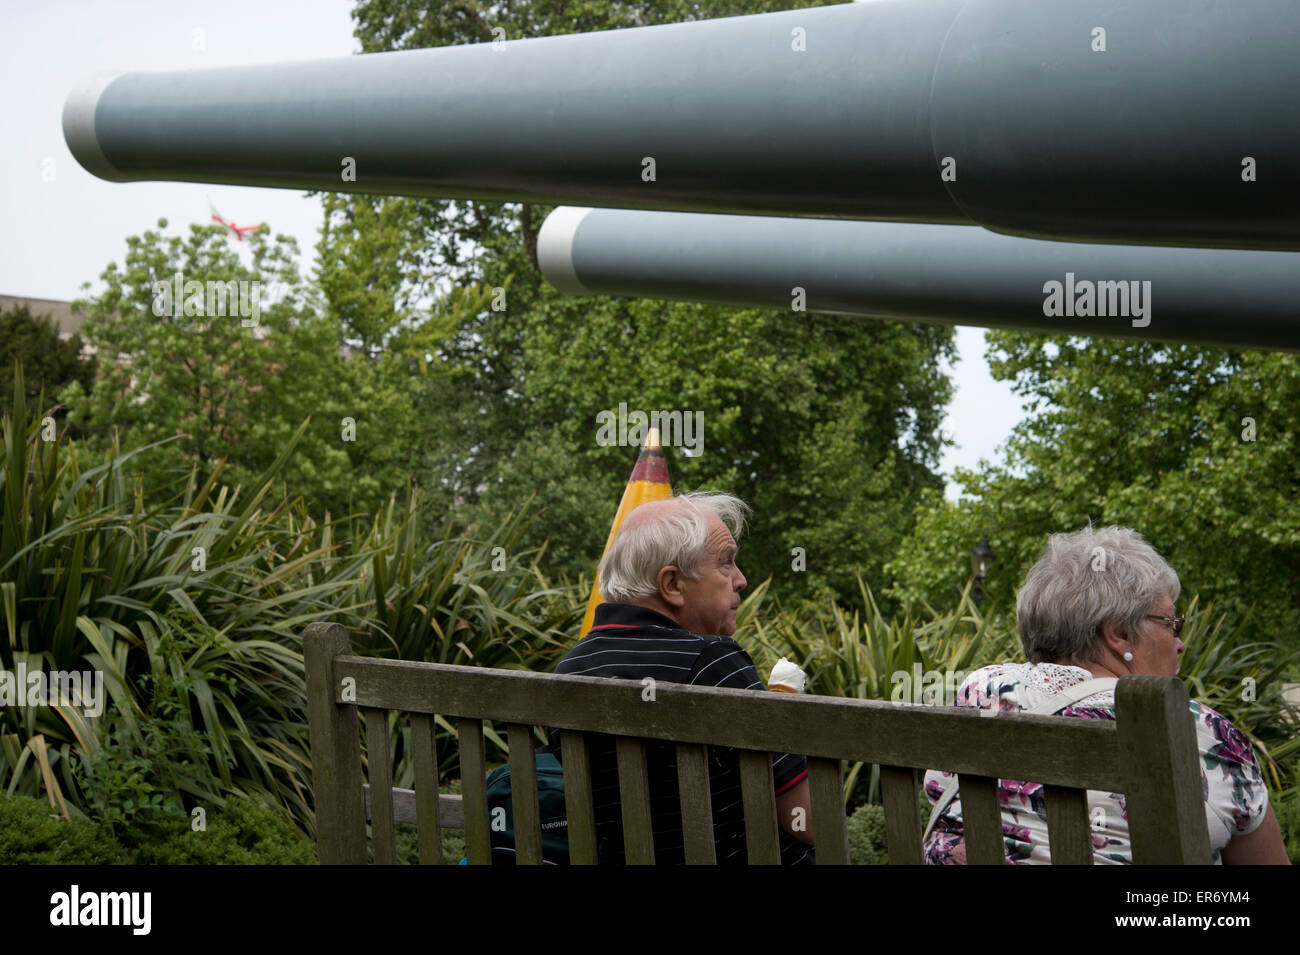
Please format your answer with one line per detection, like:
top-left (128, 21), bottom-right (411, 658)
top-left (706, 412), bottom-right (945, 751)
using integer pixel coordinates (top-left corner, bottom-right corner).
top-left (922, 662), bottom-right (1269, 865)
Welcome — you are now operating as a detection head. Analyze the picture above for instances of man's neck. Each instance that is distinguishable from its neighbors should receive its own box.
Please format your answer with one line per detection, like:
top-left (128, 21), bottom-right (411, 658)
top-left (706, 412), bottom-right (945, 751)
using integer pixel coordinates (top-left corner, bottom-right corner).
top-left (623, 597), bottom-right (684, 629)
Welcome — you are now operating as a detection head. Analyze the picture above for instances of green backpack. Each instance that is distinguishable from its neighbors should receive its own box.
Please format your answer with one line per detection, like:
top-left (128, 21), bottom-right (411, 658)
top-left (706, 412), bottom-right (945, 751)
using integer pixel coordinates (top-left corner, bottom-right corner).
top-left (484, 750), bottom-right (569, 864)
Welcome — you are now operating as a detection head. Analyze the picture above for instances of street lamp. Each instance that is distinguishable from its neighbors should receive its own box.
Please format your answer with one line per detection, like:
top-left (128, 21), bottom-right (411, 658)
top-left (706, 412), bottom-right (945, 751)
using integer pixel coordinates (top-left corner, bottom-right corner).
top-left (970, 534), bottom-right (996, 609)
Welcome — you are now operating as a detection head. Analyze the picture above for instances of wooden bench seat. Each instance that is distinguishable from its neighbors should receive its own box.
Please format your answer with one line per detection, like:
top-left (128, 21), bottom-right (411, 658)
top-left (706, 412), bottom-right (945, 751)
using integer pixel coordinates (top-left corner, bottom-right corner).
top-left (361, 784), bottom-right (463, 829)
top-left (304, 622), bottom-right (1211, 865)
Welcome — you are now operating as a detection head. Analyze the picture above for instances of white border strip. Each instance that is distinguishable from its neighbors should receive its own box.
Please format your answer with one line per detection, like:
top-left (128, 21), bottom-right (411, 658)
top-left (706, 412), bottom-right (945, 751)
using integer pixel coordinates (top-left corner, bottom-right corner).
top-left (62, 70), bottom-right (127, 182)
top-left (537, 206), bottom-right (594, 296)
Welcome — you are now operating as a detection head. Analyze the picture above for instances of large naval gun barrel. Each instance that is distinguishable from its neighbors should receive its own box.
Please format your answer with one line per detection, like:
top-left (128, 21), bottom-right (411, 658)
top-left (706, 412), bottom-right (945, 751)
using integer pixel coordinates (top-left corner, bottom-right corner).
top-left (538, 208), bottom-right (1300, 352)
top-left (64, 0), bottom-right (1300, 251)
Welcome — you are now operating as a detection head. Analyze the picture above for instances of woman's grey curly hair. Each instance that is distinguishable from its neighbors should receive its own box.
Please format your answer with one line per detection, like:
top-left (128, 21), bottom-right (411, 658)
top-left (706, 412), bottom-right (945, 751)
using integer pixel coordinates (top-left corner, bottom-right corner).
top-left (1017, 525), bottom-right (1181, 665)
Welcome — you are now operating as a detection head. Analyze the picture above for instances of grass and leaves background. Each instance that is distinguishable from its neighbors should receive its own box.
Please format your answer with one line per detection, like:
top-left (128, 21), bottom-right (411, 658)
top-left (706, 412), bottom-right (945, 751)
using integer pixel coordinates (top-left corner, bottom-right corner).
top-left (3, 370), bottom-right (1297, 863)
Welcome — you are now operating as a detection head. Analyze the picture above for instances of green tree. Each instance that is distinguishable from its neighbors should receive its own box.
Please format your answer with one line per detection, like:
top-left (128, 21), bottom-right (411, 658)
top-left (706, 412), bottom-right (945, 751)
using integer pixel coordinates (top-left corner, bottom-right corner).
top-left (315, 193), bottom-right (445, 358)
top-left (886, 333), bottom-right (1300, 640)
top-left (313, 190), bottom-right (482, 516)
top-left (61, 218), bottom-right (426, 517)
top-left (467, 294), bottom-right (954, 603)
top-left (0, 304), bottom-right (97, 421)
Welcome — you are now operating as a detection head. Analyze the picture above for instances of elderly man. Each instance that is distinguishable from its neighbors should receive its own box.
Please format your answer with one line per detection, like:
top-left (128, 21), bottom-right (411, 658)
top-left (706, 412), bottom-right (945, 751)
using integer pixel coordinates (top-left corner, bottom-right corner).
top-left (555, 491), bottom-right (815, 864)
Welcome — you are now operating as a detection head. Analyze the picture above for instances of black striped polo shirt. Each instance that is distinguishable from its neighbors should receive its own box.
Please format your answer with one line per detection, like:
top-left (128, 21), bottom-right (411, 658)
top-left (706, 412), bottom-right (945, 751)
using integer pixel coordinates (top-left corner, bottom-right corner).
top-left (554, 602), bottom-right (813, 864)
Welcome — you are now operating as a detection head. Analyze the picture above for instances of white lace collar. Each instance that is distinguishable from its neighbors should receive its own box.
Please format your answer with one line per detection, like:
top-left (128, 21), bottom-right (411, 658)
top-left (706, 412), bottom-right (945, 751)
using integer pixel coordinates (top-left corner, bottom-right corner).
top-left (997, 661), bottom-right (1116, 709)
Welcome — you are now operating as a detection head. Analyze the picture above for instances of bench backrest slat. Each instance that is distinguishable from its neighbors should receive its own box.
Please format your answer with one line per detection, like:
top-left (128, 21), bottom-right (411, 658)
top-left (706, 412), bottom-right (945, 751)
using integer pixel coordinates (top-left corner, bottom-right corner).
top-left (615, 737), bottom-right (655, 863)
top-left (458, 718), bottom-right (492, 865)
top-left (363, 707), bottom-right (398, 864)
top-left (507, 723), bottom-right (544, 864)
top-left (409, 712), bottom-right (443, 864)
top-left (1116, 676), bottom-right (1210, 863)
top-left (559, 731), bottom-right (599, 864)
top-left (1043, 785), bottom-right (1092, 864)
top-left (675, 742), bottom-right (717, 864)
top-left (808, 757), bottom-right (849, 864)
top-left (958, 774), bottom-right (1006, 865)
top-left (738, 749), bottom-right (781, 864)
top-left (878, 764), bottom-right (922, 864)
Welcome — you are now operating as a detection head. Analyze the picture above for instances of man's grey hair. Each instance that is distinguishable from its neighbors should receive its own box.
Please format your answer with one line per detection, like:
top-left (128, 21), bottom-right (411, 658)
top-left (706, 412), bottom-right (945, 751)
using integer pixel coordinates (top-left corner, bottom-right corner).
top-left (599, 491), bottom-right (750, 602)
top-left (1017, 525), bottom-right (1181, 665)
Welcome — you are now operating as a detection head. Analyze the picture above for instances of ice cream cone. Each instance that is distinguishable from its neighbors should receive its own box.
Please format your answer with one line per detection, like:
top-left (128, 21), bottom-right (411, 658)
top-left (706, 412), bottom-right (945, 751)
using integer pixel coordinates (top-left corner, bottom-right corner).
top-left (767, 657), bottom-right (806, 694)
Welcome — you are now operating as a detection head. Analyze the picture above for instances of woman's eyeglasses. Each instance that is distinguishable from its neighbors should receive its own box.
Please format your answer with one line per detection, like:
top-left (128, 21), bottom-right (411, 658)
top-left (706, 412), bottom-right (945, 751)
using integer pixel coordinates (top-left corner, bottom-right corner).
top-left (1145, 613), bottom-right (1185, 636)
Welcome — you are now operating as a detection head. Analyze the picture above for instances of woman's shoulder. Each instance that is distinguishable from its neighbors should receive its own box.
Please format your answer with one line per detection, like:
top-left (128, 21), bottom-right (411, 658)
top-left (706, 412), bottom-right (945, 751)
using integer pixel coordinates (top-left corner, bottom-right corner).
top-left (955, 663), bottom-right (1031, 709)
top-left (955, 661), bottom-right (1106, 711)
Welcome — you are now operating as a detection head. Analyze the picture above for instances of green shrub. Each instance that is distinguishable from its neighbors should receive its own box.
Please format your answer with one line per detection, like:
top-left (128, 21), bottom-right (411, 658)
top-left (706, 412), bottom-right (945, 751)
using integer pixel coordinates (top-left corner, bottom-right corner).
top-left (847, 803), bottom-right (888, 865)
top-left (393, 823), bottom-right (467, 865)
top-left (76, 670), bottom-right (221, 839)
top-left (129, 798), bottom-right (316, 864)
top-left (0, 791), bottom-right (129, 864)
top-left (440, 828), bottom-right (467, 864)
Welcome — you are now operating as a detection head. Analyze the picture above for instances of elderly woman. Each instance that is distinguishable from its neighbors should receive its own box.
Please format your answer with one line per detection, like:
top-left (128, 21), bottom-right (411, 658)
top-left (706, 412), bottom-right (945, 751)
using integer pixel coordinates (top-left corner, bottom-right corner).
top-left (923, 525), bottom-right (1289, 864)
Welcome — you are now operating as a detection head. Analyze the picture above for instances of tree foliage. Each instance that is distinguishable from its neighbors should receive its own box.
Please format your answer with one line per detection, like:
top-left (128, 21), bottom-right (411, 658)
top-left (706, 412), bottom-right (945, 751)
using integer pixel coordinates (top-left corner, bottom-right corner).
top-left (470, 293), bottom-right (955, 600)
top-left (887, 333), bottom-right (1300, 640)
top-left (61, 219), bottom-right (438, 517)
top-left (0, 304), bottom-right (97, 422)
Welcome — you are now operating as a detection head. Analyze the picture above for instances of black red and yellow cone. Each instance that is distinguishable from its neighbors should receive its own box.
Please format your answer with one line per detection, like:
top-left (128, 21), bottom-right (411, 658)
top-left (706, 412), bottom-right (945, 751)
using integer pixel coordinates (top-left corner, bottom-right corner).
top-left (578, 427), bottom-right (673, 639)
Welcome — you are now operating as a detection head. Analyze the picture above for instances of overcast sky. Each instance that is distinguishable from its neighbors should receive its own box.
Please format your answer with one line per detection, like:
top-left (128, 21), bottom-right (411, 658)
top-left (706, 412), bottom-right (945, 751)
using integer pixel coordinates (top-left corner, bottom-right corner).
top-left (1, 0), bottom-right (1026, 501)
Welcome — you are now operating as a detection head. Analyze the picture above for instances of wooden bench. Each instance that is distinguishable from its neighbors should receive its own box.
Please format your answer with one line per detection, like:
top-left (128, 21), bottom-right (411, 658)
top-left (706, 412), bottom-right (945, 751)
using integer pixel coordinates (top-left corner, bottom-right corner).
top-left (303, 622), bottom-right (1212, 864)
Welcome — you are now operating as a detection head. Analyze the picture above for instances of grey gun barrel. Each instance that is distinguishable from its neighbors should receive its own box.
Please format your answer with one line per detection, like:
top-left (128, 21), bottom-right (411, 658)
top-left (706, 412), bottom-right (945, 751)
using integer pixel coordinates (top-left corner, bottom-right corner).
top-left (64, 0), bottom-right (1300, 250)
top-left (537, 207), bottom-right (1300, 352)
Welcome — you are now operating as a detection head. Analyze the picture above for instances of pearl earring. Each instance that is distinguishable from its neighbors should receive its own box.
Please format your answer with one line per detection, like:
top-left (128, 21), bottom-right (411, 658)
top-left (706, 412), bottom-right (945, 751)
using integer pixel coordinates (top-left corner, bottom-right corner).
top-left (1123, 651), bottom-right (1134, 662)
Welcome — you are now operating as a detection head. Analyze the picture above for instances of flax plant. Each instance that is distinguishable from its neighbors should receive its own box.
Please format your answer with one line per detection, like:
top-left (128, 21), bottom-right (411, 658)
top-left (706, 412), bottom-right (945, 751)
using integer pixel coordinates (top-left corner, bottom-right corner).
top-left (346, 497), bottom-right (585, 783)
top-left (2, 365), bottom-right (582, 834)
top-left (0, 368), bottom-right (358, 828)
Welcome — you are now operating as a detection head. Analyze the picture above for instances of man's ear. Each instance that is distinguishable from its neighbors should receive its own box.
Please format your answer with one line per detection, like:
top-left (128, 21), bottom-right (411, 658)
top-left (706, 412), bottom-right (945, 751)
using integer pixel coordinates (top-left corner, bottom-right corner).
top-left (657, 565), bottom-right (686, 610)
